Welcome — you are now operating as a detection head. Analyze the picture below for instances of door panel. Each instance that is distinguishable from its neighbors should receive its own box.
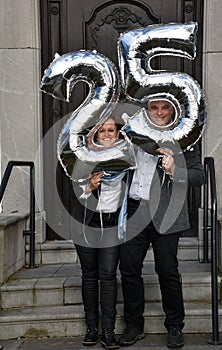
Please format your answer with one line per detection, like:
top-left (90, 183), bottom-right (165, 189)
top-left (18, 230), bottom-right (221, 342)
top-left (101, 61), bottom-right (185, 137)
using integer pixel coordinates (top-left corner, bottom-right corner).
top-left (83, 2), bottom-right (159, 67)
top-left (40, 0), bottom-right (204, 239)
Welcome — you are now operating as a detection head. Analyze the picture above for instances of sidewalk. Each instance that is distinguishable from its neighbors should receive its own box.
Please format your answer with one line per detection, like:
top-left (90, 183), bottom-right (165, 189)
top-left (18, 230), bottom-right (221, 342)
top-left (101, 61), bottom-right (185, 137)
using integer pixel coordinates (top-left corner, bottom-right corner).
top-left (1, 334), bottom-right (222, 350)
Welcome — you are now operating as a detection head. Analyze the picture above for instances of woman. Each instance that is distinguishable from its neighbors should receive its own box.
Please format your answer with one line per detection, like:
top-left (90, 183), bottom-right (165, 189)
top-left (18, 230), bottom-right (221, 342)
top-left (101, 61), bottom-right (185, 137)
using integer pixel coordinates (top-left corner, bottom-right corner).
top-left (71, 116), bottom-right (126, 349)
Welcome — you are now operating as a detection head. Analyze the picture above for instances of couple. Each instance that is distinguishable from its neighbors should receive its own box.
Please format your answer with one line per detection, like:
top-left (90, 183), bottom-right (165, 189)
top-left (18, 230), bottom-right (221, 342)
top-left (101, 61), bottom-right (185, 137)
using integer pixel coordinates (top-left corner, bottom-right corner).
top-left (71, 99), bottom-right (205, 349)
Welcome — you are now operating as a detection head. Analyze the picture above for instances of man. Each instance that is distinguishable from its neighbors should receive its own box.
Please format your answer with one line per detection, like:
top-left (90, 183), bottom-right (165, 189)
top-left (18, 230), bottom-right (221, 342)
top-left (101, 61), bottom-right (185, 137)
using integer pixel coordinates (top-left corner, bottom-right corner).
top-left (118, 99), bottom-right (205, 348)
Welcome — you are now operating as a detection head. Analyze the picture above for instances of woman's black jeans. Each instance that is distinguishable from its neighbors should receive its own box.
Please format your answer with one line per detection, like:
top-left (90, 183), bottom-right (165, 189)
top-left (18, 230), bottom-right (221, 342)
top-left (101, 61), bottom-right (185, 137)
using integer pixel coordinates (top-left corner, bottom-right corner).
top-left (75, 212), bottom-right (120, 329)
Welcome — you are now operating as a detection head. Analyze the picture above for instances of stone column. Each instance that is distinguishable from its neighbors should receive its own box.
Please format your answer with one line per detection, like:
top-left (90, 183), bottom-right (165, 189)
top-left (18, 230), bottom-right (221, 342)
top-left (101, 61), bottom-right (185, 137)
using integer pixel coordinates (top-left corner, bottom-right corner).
top-left (202, 0), bottom-right (222, 208)
top-left (202, 0), bottom-right (222, 267)
top-left (0, 0), bottom-right (45, 244)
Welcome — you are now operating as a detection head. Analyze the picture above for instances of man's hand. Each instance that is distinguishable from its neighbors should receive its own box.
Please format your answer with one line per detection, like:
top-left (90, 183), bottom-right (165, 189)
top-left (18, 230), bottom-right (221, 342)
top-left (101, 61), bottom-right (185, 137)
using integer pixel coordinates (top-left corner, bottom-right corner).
top-left (157, 148), bottom-right (175, 177)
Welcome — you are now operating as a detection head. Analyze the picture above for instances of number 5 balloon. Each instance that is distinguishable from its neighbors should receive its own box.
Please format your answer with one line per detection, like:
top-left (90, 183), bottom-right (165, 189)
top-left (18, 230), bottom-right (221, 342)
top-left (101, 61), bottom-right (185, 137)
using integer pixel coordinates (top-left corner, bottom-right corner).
top-left (40, 50), bottom-right (135, 181)
top-left (118, 22), bottom-right (206, 151)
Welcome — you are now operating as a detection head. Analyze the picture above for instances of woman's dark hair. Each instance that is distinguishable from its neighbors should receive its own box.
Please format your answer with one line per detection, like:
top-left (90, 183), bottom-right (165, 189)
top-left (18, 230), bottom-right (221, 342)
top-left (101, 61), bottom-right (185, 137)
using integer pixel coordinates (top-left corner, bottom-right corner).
top-left (94, 114), bottom-right (124, 142)
top-left (106, 114), bottom-right (123, 131)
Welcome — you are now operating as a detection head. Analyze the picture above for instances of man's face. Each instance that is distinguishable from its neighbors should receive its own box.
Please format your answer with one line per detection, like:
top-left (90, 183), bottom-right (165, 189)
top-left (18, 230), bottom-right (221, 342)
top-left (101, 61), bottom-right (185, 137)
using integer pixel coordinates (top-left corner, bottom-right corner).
top-left (148, 100), bottom-right (174, 127)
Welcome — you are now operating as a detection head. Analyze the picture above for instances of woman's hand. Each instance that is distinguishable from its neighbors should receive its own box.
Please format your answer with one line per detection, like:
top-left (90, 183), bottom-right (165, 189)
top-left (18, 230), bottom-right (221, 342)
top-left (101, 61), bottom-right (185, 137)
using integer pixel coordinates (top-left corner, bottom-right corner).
top-left (85, 171), bottom-right (103, 194)
top-left (157, 147), bottom-right (175, 177)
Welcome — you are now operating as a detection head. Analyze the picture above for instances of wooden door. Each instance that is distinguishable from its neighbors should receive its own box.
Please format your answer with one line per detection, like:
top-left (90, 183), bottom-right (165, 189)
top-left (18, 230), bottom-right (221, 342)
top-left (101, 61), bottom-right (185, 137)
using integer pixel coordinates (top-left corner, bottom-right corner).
top-left (40, 0), bottom-right (204, 239)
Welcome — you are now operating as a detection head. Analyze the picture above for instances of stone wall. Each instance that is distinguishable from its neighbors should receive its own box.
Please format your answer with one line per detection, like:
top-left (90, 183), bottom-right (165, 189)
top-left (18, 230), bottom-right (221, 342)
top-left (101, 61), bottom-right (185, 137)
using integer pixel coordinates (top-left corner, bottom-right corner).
top-left (0, 213), bottom-right (29, 283)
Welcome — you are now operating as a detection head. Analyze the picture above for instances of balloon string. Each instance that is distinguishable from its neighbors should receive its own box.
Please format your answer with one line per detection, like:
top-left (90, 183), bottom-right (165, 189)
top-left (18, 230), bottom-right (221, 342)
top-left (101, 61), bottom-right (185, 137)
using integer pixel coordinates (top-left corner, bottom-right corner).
top-left (161, 170), bottom-right (166, 186)
top-left (83, 191), bottom-right (104, 247)
top-left (97, 187), bottom-right (104, 245)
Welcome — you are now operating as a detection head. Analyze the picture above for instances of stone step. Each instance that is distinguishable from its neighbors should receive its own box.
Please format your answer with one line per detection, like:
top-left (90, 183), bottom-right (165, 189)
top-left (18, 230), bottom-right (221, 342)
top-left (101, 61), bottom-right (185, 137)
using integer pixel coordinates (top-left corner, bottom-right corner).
top-left (0, 260), bottom-right (219, 340)
top-left (0, 302), bottom-right (221, 340)
top-left (0, 261), bottom-right (213, 309)
top-left (30, 237), bottom-right (199, 265)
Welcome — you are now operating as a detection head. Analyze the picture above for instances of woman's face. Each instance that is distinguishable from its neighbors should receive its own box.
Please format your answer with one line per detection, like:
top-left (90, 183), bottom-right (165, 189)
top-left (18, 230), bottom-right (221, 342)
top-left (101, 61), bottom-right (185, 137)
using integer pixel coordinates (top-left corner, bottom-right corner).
top-left (96, 118), bottom-right (120, 147)
top-left (148, 100), bottom-right (174, 126)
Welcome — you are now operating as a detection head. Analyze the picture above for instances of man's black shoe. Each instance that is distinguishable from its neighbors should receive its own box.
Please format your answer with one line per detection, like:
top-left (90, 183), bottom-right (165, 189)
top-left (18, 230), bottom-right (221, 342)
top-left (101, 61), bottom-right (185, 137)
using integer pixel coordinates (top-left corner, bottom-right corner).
top-left (167, 326), bottom-right (184, 348)
top-left (118, 325), bottom-right (145, 346)
top-left (101, 329), bottom-right (119, 349)
top-left (82, 325), bottom-right (98, 346)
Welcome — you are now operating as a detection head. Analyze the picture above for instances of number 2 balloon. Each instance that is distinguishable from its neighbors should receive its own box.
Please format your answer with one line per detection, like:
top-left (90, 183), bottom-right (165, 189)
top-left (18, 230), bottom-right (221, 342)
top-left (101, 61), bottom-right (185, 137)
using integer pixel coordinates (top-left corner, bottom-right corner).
top-left (40, 50), bottom-right (136, 181)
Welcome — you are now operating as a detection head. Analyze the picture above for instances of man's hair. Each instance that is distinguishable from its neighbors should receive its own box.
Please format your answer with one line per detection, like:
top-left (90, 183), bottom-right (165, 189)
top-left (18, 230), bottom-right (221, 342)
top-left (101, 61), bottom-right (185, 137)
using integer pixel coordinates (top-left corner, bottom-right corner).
top-left (147, 99), bottom-right (174, 109)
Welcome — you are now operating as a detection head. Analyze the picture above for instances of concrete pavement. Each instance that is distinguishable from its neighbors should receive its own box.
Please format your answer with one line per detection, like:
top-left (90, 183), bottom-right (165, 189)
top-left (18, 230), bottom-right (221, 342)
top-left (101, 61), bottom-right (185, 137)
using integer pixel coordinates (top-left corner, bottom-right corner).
top-left (1, 334), bottom-right (222, 350)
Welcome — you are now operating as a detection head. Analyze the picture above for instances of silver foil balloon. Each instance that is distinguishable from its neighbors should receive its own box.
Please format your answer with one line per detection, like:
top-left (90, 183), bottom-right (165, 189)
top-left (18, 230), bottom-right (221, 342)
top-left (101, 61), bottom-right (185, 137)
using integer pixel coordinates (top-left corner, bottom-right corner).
top-left (40, 51), bottom-right (136, 180)
top-left (118, 22), bottom-right (206, 151)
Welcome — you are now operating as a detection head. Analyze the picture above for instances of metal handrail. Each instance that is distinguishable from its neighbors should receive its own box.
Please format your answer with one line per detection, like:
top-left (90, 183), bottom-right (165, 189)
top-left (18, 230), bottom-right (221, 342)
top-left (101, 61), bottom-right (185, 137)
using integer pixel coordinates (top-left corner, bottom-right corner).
top-left (203, 157), bottom-right (221, 345)
top-left (0, 161), bottom-right (36, 268)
